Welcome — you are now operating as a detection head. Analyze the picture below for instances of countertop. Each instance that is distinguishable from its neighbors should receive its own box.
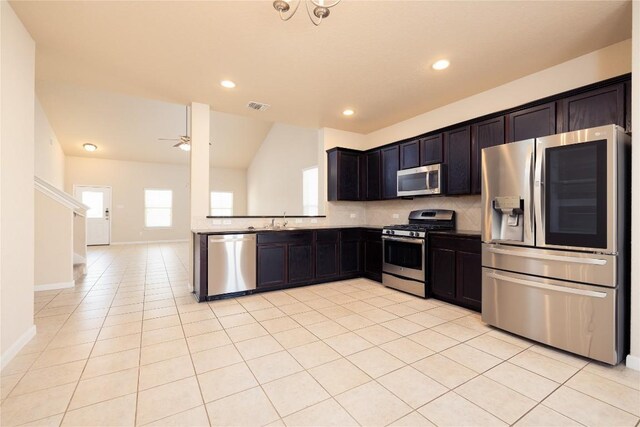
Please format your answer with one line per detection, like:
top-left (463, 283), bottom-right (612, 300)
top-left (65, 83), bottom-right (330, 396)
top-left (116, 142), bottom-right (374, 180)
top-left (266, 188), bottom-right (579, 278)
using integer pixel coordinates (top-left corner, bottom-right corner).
top-left (192, 225), bottom-right (383, 234)
top-left (429, 229), bottom-right (481, 238)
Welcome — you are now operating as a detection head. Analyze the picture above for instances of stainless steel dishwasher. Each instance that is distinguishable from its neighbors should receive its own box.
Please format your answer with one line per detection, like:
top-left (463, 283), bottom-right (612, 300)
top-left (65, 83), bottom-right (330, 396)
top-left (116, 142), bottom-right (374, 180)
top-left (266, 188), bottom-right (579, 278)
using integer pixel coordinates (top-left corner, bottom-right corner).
top-left (207, 234), bottom-right (256, 297)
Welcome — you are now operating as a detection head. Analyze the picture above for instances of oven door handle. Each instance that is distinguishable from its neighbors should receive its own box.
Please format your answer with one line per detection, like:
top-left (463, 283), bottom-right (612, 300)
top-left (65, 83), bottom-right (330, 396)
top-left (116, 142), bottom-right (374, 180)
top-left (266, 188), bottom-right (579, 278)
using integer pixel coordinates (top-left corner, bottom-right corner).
top-left (382, 235), bottom-right (425, 244)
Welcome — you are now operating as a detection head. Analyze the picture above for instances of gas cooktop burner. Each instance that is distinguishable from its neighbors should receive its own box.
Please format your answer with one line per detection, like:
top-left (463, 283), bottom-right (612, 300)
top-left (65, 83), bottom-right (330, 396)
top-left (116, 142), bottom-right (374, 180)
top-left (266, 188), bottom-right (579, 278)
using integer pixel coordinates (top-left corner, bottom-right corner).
top-left (382, 209), bottom-right (456, 238)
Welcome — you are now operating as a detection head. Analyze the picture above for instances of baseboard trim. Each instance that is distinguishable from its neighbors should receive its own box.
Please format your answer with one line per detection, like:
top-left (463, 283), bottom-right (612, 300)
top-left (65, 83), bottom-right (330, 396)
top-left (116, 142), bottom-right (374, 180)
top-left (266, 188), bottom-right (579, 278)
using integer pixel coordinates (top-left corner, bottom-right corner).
top-left (1, 325), bottom-right (37, 370)
top-left (626, 354), bottom-right (640, 371)
top-left (111, 239), bottom-right (189, 245)
top-left (34, 280), bottom-right (75, 291)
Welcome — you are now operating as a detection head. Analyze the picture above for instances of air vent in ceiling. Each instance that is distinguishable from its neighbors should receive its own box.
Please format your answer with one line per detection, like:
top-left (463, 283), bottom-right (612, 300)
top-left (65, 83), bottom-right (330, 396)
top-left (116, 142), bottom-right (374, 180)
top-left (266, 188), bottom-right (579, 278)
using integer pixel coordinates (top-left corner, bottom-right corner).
top-left (247, 101), bottom-right (270, 112)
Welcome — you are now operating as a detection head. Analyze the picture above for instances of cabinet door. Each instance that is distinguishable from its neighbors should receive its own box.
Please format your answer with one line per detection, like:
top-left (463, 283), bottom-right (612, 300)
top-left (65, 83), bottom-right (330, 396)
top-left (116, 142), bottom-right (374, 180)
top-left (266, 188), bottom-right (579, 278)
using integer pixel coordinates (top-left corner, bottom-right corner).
top-left (456, 251), bottom-right (482, 311)
top-left (257, 245), bottom-right (286, 288)
top-left (444, 126), bottom-right (471, 195)
top-left (338, 151), bottom-right (361, 200)
top-left (340, 240), bottom-right (362, 276)
top-left (507, 102), bottom-right (556, 142)
top-left (381, 145), bottom-right (400, 199)
top-left (430, 247), bottom-right (456, 299)
top-left (560, 83), bottom-right (625, 132)
top-left (327, 149), bottom-right (361, 201)
top-left (288, 244), bottom-right (313, 284)
top-left (471, 116), bottom-right (505, 194)
top-left (364, 238), bottom-right (382, 282)
top-left (420, 134), bottom-right (443, 165)
top-left (400, 140), bottom-right (420, 170)
top-left (316, 242), bottom-right (339, 279)
top-left (365, 150), bottom-right (382, 200)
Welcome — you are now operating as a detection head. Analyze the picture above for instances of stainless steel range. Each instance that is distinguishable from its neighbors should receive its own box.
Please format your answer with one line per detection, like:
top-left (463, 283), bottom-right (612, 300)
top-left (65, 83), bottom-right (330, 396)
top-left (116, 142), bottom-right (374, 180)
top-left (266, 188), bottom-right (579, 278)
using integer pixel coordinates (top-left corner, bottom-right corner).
top-left (382, 209), bottom-right (455, 297)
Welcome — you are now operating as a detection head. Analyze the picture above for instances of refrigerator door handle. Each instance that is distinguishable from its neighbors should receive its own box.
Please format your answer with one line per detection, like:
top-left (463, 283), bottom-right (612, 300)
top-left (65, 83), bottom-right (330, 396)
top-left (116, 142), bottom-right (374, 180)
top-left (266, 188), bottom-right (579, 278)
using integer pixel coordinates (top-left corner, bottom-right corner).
top-left (525, 149), bottom-right (534, 243)
top-left (534, 145), bottom-right (544, 244)
top-left (486, 272), bottom-right (607, 298)
top-left (486, 247), bottom-right (608, 265)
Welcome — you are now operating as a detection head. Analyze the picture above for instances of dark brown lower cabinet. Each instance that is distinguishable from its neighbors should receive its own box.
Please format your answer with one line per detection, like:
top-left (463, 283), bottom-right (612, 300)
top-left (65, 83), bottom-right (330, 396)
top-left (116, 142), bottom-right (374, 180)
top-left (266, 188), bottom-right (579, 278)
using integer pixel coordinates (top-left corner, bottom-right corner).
top-left (363, 230), bottom-right (382, 282)
top-left (257, 244), bottom-right (286, 288)
top-left (340, 229), bottom-right (363, 276)
top-left (429, 234), bottom-right (481, 311)
top-left (288, 243), bottom-right (313, 284)
top-left (316, 231), bottom-right (340, 279)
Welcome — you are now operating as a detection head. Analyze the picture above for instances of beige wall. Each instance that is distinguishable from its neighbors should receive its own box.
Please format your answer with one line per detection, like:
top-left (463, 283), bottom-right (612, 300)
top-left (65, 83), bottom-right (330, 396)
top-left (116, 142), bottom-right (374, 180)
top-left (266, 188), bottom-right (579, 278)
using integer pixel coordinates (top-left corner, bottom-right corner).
top-left (65, 156), bottom-right (190, 243)
top-left (365, 39), bottom-right (632, 149)
top-left (210, 167), bottom-right (247, 216)
top-left (1, 0), bottom-right (36, 365)
top-left (34, 190), bottom-right (73, 286)
top-left (628, 2), bottom-right (639, 370)
top-left (34, 97), bottom-right (65, 189)
top-left (247, 123), bottom-right (321, 216)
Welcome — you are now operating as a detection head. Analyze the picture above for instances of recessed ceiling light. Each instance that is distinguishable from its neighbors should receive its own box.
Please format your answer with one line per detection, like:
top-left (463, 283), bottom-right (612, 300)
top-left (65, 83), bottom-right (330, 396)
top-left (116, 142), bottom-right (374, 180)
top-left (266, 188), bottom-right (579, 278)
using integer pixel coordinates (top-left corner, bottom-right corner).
top-left (432, 59), bottom-right (450, 71)
top-left (220, 80), bottom-right (236, 89)
top-left (343, 109), bottom-right (355, 116)
top-left (83, 143), bottom-right (97, 152)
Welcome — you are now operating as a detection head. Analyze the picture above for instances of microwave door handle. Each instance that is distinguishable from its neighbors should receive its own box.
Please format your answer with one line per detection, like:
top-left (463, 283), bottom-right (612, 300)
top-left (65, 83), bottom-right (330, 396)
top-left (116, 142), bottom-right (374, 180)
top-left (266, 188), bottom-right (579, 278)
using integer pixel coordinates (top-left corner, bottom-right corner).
top-left (534, 144), bottom-right (544, 244)
top-left (425, 172), bottom-right (431, 190)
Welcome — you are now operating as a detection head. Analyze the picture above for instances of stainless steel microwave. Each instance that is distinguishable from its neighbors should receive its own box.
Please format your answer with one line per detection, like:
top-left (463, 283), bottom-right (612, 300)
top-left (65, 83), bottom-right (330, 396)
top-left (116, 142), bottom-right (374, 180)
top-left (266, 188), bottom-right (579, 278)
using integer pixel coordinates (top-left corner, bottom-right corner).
top-left (397, 164), bottom-right (446, 196)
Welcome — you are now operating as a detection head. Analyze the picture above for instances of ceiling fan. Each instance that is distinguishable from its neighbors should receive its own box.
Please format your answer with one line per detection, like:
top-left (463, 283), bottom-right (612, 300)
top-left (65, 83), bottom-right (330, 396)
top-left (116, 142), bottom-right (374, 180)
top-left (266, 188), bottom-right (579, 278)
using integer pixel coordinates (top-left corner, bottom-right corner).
top-left (158, 106), bottom-right (192, 151)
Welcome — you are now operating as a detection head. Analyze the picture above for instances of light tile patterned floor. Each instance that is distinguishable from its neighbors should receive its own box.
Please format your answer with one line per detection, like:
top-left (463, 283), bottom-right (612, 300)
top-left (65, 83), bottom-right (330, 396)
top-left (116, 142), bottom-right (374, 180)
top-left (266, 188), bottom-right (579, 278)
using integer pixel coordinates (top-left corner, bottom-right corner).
top-left (1, 243), bottom-right (639, 426)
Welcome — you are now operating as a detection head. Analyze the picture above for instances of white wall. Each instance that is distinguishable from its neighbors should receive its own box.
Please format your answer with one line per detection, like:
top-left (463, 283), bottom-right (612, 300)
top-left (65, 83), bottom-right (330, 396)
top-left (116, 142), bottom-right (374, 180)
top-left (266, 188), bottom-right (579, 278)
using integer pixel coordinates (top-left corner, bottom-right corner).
top-left (65, 157), bottom-right (190, 243)
top-left (210, 167), bottom-right (247, 216)
top-left (365, 39), bottom-right (632, 148)
top-left (1, 0), bottom-right (36, 367)
top-left (628, 2), bottom-right (640, 371)
top-left (34, 97), bottom-right (64, 189)
top-left (247, 123), bottom-right (321, 216)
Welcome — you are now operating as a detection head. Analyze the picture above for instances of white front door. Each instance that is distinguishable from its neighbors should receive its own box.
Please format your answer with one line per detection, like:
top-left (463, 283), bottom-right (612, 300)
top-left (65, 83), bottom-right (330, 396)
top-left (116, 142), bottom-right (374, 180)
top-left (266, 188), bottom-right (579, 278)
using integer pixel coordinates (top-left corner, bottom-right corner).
top-left (75, 186), bottom-right (111, 245)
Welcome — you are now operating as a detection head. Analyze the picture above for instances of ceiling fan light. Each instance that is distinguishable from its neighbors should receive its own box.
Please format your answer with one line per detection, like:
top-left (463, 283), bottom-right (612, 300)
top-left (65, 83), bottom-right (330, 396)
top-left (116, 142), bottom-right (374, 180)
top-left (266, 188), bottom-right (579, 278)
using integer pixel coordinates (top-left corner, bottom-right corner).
top-left (178, 142), bottom-right (191, 152)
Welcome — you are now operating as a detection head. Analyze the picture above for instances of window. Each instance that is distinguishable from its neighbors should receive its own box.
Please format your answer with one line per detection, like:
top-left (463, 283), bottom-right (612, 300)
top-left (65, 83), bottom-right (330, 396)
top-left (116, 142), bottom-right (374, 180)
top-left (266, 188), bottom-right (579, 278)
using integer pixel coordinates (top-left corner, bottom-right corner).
top-left (303, 166), bottom-right (319, 216)
top-left (81, 191), bottom-right (104, 219)
top-left (211, 191), bottom-right (233, 216)
top-left (145, 189), bottom-right (172, 227)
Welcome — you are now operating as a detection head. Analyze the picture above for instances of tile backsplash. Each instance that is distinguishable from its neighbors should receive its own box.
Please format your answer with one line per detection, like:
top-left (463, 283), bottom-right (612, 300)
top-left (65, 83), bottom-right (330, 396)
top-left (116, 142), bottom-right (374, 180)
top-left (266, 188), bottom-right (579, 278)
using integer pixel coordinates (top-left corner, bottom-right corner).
top-left (365, 195), bottom-right (482, 231)
top-left (192, 196), bottom-right (480, 232)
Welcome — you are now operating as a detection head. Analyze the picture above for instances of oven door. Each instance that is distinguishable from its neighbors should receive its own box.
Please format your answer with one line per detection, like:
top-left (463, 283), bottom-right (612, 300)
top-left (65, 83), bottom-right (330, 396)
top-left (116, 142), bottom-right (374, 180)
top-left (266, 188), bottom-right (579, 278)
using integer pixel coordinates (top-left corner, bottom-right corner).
top-left (382, 235), bottom-right (425, 281)
top-left (534, 126), bottom-right (618, 254)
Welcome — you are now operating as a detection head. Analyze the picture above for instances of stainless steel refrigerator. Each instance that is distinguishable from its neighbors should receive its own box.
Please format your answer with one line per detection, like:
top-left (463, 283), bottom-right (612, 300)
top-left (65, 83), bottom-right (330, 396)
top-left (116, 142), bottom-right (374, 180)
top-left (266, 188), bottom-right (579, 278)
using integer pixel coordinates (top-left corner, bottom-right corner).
top-left (481, 124), bottom-right (630, 365)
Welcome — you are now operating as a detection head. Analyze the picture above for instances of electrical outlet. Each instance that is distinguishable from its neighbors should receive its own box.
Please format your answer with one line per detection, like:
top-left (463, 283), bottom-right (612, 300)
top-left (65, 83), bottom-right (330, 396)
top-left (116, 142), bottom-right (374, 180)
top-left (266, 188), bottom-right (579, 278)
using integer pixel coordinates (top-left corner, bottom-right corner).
top-left (295, 218), bottom-right (303, 224)
top-left (392, 213), bottom-right (400, 219)
top-left (350, 213), bottom-right (357, 218)
top-left (311, 218), bottom-right (318, 223)
top-left (223, 219), bottom-right (232, 225)
top-left (212, 219), bottom-right (222, 225)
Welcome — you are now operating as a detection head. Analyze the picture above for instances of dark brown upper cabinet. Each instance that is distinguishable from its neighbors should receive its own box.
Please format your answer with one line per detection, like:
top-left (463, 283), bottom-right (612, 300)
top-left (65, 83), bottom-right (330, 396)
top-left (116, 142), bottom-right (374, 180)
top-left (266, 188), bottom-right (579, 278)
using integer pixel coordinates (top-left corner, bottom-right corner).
top-left (559, 83), bottom-right (625, 133)
top-left (327, 148), bottom-right (361, 201)
top-left (471, 116), bottom-right (505, 194)
top-left (420, 133), bottom-right (444, 166)
top-left (365, 150), bottom-right (382, 201)
top-left (444, 126), bottom-right (471, 195)
top-left (381, 145), bottom-right (400, 199)
top-left (400, 139), bottom-right (420, 170)
top-left (507, 102), bottom-right (556, 143)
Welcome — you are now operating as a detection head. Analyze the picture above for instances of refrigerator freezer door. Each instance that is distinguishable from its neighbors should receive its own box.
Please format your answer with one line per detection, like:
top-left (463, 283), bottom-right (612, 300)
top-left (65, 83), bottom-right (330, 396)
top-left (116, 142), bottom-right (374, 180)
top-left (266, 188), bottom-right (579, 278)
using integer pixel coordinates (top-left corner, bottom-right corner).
top-left (482, 268), bottom-right (621, 365)
top-left (481, 139), bottom-right (534, 246)
top-left (482, 243), bottom-right (617, 287)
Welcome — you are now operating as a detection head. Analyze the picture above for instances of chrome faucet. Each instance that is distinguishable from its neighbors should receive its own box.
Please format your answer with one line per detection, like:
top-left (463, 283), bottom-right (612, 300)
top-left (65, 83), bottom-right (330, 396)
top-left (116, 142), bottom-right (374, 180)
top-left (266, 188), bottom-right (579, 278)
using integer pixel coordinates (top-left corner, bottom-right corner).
top-left (282, 211), bottom-right (287, 228)
top-left (271, 218), bottom-right (276, 228)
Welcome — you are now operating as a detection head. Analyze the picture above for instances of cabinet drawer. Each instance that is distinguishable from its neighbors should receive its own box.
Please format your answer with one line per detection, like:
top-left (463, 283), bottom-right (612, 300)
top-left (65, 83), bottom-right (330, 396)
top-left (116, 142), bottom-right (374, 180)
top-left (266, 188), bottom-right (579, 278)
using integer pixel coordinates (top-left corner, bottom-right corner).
top-left (430, 235), bottom-right (480, 252)
top-left (316, 230), bottom-right (339, 242)
top-left (341, 229), bottom-right (362, 241)
top-left (257, 231), bottom-right (312, 245)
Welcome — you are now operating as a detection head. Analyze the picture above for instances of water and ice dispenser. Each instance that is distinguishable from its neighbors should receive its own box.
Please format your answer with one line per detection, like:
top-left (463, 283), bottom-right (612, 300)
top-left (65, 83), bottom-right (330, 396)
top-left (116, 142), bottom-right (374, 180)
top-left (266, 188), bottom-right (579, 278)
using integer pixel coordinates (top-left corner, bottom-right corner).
top-left (491, 196), bottom-right (524, 242)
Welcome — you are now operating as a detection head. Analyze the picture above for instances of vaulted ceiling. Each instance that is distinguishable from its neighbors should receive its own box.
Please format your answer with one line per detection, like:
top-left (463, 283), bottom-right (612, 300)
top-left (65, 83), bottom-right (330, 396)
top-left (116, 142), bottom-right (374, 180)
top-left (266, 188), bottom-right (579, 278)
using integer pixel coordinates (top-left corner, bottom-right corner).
top-left (13, 0), bottom-right (632, 137)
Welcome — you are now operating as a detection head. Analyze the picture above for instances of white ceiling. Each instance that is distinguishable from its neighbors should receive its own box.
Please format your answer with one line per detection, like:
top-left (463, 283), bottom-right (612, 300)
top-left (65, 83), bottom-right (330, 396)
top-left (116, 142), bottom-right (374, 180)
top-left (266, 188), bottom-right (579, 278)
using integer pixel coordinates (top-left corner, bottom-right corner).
top-left (12, 0), bottom-right (631, 135)
top-left (37, 81), bottom-right (273, 167)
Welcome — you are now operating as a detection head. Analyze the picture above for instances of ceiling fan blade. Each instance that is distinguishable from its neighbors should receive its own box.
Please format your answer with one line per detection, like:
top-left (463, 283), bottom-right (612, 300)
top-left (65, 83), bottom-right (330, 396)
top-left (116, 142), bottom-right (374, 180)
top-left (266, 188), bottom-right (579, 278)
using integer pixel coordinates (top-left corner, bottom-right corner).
top-left (172, 142), bottom-right (183, 148)
top-left (158, 138), bottom-right (179, 141)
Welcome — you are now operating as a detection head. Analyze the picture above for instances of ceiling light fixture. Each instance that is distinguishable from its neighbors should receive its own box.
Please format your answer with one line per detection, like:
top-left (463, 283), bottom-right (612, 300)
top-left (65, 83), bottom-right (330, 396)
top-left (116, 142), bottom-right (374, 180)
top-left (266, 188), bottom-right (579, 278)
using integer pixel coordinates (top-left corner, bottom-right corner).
top-left (178, 142), bottom-right (191, 152)
top-left (432, 59), bottom-right (450, 71)
top-left (273, 0), bottom-right (341, 26)
top-left (220, 80), bottom-right (236, 89)
top-left (342, 109), bottom-right (355, 116)
top-left (83, 143), bottom-right (97, 152)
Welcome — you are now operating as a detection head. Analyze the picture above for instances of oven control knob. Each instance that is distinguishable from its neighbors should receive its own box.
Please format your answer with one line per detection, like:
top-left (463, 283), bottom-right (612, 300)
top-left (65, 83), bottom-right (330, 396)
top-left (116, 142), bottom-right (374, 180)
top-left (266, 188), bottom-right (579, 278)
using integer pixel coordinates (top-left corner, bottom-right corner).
top-left (390, 230), bottom-right (395, 235)
top-left (411, 232), bottom-right (416, 237)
